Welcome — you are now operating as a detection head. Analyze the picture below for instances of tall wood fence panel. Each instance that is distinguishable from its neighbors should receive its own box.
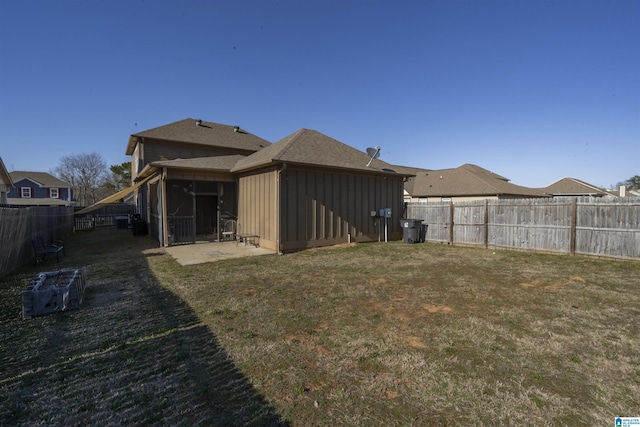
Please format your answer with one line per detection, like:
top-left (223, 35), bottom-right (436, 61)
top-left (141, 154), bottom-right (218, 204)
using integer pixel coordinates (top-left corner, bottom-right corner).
top-left (454, 201), bottom-right (486, 245)
top-left (407, 198), bottom-right (640, 260)
top-left (488, 199), bottom-right (573, 253)
top-left (576, 198), bottom-right (640, 258)
top-left (0, 206), bottom-right (74, 278)
top-left (406, 202), bottom-right (451, 242)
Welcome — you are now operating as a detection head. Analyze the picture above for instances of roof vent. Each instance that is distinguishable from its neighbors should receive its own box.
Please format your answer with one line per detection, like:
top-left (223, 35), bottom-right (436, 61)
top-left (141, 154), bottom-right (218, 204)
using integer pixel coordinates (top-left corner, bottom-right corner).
top-left (234, 126), bottom-right (240, 132)
top-left (196, 119), bottom-right (202, 126)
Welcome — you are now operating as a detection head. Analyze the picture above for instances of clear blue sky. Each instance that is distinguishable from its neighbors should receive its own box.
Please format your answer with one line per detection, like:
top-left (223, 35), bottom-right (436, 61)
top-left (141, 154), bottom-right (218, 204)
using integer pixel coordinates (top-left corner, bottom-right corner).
top-left (1, 0), bottom-right (638, 188)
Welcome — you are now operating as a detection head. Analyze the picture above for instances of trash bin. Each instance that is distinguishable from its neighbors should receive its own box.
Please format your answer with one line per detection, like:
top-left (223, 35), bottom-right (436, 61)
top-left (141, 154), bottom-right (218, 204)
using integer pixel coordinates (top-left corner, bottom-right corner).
top-left (400, 219), bottom-right (423, 243)
top-left (132, 217), bottom-right (148, 236)
top-left (114, 215), bottom-right (128, 230)
top-left (420, 223), bottom-right (429, 242)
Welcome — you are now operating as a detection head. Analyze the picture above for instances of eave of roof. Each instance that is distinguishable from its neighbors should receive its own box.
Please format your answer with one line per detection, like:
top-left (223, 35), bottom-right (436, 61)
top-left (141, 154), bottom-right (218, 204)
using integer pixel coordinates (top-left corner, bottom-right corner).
top-left (7, 198), bottom-right (71, 206)
top-left (0, 157), bottom-right (14, 187)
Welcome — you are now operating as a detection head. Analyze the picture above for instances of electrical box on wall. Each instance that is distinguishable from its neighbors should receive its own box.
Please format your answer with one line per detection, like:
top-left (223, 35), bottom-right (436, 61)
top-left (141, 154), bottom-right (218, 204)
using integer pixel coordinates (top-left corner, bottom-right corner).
top-left (379, 208), bottom-right (391, 218)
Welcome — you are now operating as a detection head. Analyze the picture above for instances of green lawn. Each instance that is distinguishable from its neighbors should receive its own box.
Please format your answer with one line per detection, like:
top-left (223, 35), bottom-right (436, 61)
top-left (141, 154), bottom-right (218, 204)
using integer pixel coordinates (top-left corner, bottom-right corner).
top-left (1, 228), bottom-right (638, 426)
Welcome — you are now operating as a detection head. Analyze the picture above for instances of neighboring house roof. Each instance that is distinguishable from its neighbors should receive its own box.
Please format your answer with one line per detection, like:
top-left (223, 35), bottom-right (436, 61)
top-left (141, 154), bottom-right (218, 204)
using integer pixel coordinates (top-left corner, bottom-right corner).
top-left (0, 157), bottom-right (14, 188)
top-left (391, 165), bottom-right (430, 196)
top-left (408, 164), bottom-right (547, 198)
top-left (126, 118), bottom-right (271, 155)
top-left (541, 177), bottom-right (609, 197)
top-left (9, 171), bottom-right (71, 188)
top-left (231, 128), bottom-right (406, 175)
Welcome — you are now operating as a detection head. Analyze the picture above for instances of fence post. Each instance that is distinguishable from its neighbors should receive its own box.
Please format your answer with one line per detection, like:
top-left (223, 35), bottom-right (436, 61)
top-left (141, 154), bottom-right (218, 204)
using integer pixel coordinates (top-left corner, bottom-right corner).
top-left (449, 201), bottom-right (454, 244)
top-left (570, 198), bottom-right (577, 256)
top-left (484, 199), bottom-right (489, 248)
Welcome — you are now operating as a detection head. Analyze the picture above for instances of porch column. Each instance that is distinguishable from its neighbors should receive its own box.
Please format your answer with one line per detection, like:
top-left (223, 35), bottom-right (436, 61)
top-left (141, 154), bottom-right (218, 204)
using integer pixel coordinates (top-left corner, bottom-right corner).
top-left (162, 168), bottom-right (169, 247)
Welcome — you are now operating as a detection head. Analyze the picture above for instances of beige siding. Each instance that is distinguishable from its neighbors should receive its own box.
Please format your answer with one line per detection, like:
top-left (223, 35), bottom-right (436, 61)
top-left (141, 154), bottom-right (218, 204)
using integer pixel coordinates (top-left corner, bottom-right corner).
top-left (143, 139), bottom-right (254, 165)
top-left (280, 167), bottom-right (404, 252)
top-left (239, 165), bottom-right (405, 253)
top-left (165, 169), bottom-right (235, 183)
top-left (237, 168), bottom-right (279, 251)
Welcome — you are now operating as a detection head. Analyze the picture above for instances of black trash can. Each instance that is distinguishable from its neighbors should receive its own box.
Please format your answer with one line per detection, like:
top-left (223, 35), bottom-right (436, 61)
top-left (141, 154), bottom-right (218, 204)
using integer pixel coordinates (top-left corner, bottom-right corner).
top-left (420, 223), bottom-right (429, 242)
top-left (114, 215), bottom-right (128, 230)
top-left (132, 218), bottom-right (148, 236)
top-left (400, 219), bottom-right (423, 243)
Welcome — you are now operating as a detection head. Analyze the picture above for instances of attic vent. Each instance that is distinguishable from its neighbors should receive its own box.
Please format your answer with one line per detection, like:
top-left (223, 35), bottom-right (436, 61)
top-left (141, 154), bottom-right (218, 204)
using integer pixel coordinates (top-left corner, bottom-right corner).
top-left (234, 126), bottom-right (240, 132)
top-left (196, 119), bottom-right (202, 126)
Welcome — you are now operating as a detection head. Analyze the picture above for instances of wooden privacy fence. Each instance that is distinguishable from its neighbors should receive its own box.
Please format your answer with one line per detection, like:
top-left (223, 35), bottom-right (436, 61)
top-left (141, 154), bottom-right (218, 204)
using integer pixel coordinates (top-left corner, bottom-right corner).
top-left (406, 197), bottom-right (640, 260)
top-left (0, 206), bottom-right (74, 278)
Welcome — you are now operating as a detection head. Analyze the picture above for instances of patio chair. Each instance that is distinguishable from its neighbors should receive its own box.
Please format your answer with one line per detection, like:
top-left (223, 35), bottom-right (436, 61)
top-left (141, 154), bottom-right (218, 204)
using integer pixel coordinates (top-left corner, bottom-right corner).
top-left (222, 219), bottom-right (237, 241)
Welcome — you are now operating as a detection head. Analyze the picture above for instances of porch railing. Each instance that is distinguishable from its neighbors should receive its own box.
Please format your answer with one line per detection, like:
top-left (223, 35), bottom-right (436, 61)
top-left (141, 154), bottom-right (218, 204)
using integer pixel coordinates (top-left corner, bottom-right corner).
top-left (168, 216), bottom-right (195, 245)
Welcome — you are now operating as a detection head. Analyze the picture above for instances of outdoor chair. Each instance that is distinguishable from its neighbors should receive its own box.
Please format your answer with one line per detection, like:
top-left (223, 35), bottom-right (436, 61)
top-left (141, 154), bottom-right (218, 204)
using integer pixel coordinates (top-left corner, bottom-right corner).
top-left (31, 235), bottom-right (65, 265)
top-left (222, 219), bottom-right (237, 241)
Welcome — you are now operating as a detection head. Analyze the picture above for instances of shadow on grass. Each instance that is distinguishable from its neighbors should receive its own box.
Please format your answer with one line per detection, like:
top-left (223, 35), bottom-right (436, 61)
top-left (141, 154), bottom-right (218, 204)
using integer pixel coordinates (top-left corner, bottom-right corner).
top-left (0, 229), bottom-right (288, 426)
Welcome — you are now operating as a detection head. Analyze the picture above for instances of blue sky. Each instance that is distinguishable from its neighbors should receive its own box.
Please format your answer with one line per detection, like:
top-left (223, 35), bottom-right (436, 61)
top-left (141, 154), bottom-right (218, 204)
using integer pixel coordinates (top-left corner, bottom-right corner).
top-left (1, 0), bottom-right (638, 188)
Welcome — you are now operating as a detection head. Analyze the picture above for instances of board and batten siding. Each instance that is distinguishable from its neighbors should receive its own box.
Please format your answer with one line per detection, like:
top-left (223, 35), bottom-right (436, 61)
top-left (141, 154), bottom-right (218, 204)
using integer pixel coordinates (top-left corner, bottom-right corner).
top-left (142, 139), bottom-right (254, 165)
top-left (279, 167), bottom-right (404, 252)
top-left (237, 168), bottom-right (279, 251)
top-left (238, 166), bottom-right (405, 253)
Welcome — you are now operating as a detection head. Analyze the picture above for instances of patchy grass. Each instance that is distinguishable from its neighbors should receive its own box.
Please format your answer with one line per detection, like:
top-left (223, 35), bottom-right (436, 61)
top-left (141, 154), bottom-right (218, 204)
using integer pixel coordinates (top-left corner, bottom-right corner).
top-left (2, 228), bottom-right (639, 426)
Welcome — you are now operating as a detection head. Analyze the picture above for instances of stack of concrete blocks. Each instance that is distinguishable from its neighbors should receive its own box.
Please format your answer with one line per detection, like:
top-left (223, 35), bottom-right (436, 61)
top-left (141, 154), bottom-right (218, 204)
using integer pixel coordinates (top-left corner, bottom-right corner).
top-left (22, 268), bottom-right (87, 319)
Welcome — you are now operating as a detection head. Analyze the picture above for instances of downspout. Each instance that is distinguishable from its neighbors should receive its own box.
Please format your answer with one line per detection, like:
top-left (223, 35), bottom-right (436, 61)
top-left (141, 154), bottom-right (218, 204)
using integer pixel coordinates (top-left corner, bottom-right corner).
top-left (162, 167), bottom-right (169, 247)
top-left (276, 163), bottom-right (287, 254)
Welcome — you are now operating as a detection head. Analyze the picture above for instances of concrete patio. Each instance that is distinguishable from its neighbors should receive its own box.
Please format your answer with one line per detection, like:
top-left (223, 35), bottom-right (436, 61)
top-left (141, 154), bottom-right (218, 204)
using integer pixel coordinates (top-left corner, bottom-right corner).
top-left (163, 240), bottom-right (275, 266)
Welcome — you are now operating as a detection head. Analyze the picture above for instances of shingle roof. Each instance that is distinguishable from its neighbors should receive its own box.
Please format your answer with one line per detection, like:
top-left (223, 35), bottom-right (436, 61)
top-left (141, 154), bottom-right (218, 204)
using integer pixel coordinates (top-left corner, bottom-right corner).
top-left (541, 177), bottom-right (608, 196)
top-left (231, 128), bottom-right (405, 174)
top-left (408, 164), bottom-right (547, 198)
top-left (9, 171), bottom-right (71, 188)
top-left (150, 155), bottom-right (246, 172)
top-left (391, 165), bottom-right (430, 195)
top-left (126, 118), bottom-right (271, 155)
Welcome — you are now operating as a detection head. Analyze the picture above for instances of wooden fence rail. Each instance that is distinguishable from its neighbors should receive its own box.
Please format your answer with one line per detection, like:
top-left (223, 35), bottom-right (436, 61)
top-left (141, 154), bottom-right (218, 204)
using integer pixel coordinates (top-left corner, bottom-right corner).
top-left (407, 197), bottom-right (640, 260)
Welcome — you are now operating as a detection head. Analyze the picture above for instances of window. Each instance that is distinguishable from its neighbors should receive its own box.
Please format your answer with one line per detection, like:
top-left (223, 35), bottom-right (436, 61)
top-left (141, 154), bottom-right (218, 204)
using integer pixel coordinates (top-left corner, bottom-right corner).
top-left (21, 187), bottom-right (31, 198)
top-left (50, 188), bottom-right (59, 198)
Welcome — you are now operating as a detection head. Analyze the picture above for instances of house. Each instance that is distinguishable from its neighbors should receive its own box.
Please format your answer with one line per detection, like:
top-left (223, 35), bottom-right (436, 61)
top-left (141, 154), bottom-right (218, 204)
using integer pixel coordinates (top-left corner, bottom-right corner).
top-left (125, 118), bottom-right (271, 245)
top-left (0, 157), bottom-right (14, 205)
top-left (231, 128), bottom-right (407, 252)
top-left (118, 118), bottom-right (407, 252)
top-left (403, 163), bottom-right (547, 203)
top-left (541, 177), bottom-right (611, 198)
top-left (7, 171), bottom-right (73, 206)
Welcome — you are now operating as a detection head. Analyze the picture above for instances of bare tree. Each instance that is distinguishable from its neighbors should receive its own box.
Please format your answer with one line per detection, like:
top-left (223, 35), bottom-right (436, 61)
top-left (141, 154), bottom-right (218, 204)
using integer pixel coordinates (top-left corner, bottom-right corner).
top-left (53, 153), bottom-right (108, 206)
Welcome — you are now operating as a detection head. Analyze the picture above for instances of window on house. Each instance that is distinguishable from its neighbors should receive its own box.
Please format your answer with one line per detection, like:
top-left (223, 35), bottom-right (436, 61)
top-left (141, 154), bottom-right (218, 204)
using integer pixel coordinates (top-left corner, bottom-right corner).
top-left (21, 187), bottom-right (31, 198)
top-left (50, 188), bottom-right (59, 198)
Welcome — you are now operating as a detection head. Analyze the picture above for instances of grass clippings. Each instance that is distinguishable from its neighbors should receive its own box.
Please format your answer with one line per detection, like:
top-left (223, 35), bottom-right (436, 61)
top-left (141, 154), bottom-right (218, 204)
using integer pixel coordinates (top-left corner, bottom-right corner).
top-left (1, 228), bottom-right (639, 426)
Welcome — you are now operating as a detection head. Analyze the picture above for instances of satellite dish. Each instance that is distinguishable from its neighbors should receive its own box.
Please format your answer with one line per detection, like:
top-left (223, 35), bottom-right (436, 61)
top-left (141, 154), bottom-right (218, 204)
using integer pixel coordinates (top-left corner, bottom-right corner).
top-left (381, 168), bottom-right (396, 173)
top-left (366, 146), bottom-right (381, 167)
